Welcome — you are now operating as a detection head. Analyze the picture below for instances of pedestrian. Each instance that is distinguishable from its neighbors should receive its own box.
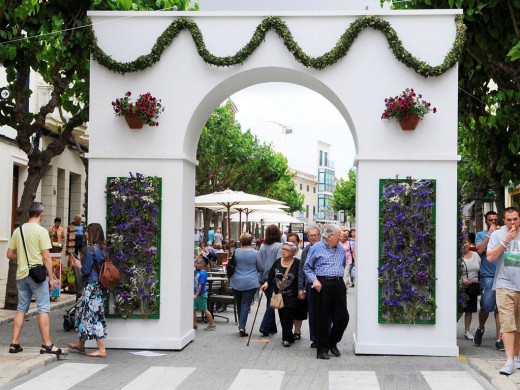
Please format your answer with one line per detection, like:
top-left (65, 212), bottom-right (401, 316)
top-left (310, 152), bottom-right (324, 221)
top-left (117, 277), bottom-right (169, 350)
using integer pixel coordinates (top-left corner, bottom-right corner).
top-left (213, 227), bottom-right (223, 246)
top-left (298, 225), bottom-right (326, 348)
top-left (473, 211), bottom-right (503, 350)
top-left (71, 214), bottom-right (85, 255)
top-left (258, 225), bottom-right (283, 336)
top-left (68, 223), bottom-right (109, 357)
top-left (7, 202), bottom-right (64, 356)
top-left (261, 242), bottom-right (300, 347)
top-left (194, 228), bottom-right (201, 249)
top-left (460, 235), bottom-right (481, 340)
top-left (340, 231), bottom-right (354, 290)
top-left (193, 255), bottom-right (216, 331)
top-left (229, 233), bottom-right (264, 336)
top-left (349, 228), bottom-right (356, 287)
top-left (486, 207), bottom-right (520, 375)
top-left (304, 224), bottom-right (349, 359)
top-left (287, 233), bottom-right (306, 340)
top-left (208, 227), bottom-right (215, 244)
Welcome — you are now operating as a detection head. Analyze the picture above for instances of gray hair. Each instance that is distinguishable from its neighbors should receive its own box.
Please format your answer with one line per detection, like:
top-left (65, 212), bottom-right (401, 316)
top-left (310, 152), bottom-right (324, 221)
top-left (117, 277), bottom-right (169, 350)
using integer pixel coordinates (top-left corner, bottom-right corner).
top-left (322, 224), bottom-right (341, 239)
top-left (306, 225), bottom-right (320, 235)
top-left (28, 202), bottom-right (44, 218)
top-left (283, 241), bottom-right (298, 254)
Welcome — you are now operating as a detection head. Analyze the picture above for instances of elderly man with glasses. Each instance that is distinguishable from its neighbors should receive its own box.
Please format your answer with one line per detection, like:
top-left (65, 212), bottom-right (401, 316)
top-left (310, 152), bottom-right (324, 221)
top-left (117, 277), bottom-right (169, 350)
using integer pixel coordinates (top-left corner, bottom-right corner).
top-left (304, 224), bottom-right (349, 359)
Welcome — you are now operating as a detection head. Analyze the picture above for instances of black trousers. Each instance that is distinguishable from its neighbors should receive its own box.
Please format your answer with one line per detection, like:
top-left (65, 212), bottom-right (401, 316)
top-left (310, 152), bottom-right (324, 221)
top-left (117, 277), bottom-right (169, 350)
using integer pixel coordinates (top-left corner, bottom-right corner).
top-left (278, 306), bottom-right (296, 343)
top-left (311, 278), bottom-right (349, 354)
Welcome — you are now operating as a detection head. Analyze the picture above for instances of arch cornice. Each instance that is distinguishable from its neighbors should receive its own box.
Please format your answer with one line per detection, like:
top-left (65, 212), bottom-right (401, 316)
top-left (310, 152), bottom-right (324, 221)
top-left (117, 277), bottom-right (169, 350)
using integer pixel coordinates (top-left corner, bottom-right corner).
top-left (87, 14), bottom-right (465, 77)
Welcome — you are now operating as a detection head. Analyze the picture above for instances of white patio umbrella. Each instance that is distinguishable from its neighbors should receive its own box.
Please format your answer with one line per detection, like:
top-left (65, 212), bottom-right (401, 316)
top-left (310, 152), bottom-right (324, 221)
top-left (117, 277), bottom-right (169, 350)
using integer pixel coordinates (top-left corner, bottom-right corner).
top-left (230, 210), bottom-right (301, 224)
top-left (194, 189), bottom-right (286, 240)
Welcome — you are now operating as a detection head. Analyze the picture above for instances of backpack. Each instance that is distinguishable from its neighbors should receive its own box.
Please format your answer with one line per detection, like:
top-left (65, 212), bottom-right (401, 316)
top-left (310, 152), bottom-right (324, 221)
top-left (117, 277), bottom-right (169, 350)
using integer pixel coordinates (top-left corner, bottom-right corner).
top-left (92, 247), bottom-right (120, 288)
top-left (226, 251), bottom-right (236, 278)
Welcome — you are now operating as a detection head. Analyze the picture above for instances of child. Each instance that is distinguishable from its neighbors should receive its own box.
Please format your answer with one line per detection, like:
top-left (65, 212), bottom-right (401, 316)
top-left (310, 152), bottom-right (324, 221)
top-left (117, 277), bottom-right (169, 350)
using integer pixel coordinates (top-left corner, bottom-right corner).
top-left (193, 255), bottom-right (216, 331)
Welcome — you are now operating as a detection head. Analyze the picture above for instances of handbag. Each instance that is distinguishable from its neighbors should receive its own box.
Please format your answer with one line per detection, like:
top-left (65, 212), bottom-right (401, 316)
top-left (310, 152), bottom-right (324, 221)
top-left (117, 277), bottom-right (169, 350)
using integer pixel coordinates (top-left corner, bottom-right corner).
top-left (92, 247), bottom-right (120, 288)
top-left (20, 224), bottom-right (47, 283)
top-left (226, 251), bottom-right (236, 278)
top-left (270, 259), bottom-right (293, 309)
top-left (462, 259), bottom-right (481, 298)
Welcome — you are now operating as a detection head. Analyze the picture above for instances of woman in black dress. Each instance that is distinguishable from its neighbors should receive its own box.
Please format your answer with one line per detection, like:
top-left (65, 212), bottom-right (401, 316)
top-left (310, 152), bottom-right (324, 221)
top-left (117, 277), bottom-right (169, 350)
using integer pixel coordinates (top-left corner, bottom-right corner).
top-left (260, 242), bottom-right (299, 347)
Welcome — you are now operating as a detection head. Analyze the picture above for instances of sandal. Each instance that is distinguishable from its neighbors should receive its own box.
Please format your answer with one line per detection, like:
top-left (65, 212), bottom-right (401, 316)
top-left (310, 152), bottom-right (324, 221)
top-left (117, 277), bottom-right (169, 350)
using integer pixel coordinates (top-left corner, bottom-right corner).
top-left (9, 343), bottom-right (23, 353)
top-left (293, 332), bottom-right (301, 340)
top-left (40, 343), bottom-right (64, 356)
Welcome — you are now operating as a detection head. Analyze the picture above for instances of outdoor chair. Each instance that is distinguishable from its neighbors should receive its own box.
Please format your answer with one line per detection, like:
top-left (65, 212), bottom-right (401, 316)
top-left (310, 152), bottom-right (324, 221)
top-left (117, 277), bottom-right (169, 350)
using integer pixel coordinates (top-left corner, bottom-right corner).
top-left (208, 286), bottom-right (237, 324)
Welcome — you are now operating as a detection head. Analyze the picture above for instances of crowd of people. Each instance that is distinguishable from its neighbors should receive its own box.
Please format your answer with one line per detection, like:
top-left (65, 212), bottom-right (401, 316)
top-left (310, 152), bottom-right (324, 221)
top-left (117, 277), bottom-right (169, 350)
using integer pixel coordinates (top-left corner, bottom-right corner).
top-left (193, 222), bottom-right (356, 359)
top-left (460, 207), bottom-right (520, 376)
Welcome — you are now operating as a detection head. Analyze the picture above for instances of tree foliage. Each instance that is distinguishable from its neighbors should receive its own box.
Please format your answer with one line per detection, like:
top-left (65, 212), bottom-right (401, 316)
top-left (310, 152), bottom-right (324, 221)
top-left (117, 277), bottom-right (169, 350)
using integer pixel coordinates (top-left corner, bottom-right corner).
top-left (196, 102), bottom-right (304, 212)
top-left (332, 168), bottom-right (356, 220)
top-left (384, 0), bottom-right (520, 217)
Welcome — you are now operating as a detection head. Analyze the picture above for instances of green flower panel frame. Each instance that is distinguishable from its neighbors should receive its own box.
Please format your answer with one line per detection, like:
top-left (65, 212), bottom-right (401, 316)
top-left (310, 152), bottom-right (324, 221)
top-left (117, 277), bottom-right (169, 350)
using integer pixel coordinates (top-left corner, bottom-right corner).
top-left (378, 178), bottom-right (437, 325)
top-left (105, 174), bottom-right (162, 320)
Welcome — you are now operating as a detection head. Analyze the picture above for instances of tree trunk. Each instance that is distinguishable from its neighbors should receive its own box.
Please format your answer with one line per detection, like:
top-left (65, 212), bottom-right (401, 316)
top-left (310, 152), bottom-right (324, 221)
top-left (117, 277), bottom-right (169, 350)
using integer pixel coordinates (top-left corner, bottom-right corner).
top-left (491, 178), bottom-right (506, 219)
top-left (4, 259), bottom-right (19, 310)
top-left (474, 198), bottom-right (484, 232)
top-left (222, 212), bottom-right (228, 243)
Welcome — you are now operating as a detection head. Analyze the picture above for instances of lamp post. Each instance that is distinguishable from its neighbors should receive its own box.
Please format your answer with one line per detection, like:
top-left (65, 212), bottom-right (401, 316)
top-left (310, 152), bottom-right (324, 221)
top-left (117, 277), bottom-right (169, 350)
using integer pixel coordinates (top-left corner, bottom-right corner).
top-left (483, 189), bottom-right (495, 213)
top-left (260, 218), bottom-right (265, 239)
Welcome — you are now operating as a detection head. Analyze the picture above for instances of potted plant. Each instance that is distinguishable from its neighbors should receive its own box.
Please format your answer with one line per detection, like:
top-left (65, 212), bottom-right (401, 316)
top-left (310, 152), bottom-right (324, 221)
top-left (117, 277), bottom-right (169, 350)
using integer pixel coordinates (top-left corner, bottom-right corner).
top-left (112, 91), bottom-right (165, 129)
top-left (381, 88), bottom-right (437, 130)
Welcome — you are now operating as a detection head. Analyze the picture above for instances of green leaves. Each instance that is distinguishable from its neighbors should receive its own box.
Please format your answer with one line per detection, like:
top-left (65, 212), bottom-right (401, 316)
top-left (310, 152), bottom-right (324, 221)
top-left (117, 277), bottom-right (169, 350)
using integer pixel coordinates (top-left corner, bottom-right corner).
top-left (332, 168), bottom-right (356, 219)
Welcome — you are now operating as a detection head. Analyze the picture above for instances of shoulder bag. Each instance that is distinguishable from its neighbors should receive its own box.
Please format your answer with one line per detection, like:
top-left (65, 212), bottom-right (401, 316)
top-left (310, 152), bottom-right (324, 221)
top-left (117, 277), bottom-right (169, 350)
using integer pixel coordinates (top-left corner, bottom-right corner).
top-left (92, 247), bottom-right (120, 288)
top-left (226, 250), bottom-right (236, 278)
top-left (20, 224), bottom-right (48, 283)
top-left (462, 258), bottom-right (481, 298)
top-left (270, 259), bottom-right (293, 309)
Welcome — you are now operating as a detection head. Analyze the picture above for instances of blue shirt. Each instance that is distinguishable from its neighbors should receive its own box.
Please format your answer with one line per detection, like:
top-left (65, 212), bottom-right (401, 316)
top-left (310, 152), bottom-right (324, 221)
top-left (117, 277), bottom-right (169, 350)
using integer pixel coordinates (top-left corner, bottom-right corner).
top-left (230, 248), bottom-right (264, 291)
top-left (194, 269), bottom-right (208, 295)
top-left (476, 230), bottom-right (497, 277)
top-left (304, 239), bottom-right (346, 281)
top-left (80, 246), bottom-right (105, 284)
top-left (208, 230), bottom-right (215, 243)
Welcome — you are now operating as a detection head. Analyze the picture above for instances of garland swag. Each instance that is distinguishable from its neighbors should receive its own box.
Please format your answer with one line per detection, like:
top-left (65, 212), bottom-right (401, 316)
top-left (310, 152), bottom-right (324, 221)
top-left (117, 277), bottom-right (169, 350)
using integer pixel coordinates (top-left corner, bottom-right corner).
top-left (87, 15), bottom-right (466, 77)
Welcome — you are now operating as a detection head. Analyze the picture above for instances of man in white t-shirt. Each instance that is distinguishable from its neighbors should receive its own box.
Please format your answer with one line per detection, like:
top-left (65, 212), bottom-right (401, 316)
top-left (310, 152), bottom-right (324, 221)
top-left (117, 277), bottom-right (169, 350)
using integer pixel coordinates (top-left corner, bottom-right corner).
top-left (487, 207), bottom-right (520, 375)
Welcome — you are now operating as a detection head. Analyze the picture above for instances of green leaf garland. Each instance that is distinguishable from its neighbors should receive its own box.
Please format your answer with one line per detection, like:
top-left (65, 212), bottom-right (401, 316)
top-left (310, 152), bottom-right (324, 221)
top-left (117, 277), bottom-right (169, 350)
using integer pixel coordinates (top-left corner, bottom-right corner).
top-left (87, 15), bottom-right (466, 77)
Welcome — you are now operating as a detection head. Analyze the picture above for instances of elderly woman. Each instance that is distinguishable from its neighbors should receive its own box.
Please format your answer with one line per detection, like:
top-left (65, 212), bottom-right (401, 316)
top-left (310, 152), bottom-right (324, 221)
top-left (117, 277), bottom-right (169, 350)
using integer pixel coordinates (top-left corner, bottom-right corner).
top-left (229, 233), bottom-right (264, 337)
top-left (48, 217), bottom-right (65, 253)
top-left (261, 242), bottom-right (300, 347)
top-left (258, 224), bottom-right (283, 336)
top-left (340, 231), bottom-right (354, 290)
top-left (460, 234), bottom-right (481, 340)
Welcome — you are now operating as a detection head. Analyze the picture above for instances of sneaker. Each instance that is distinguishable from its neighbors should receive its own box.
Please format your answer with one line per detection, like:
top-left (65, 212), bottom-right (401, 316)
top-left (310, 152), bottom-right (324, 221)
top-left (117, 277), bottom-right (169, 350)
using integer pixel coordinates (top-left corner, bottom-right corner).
top-left (464, 332), bottom-right (474, 340)
top-left (204, 325), bottom-right (216, 331)
top-left (474, 328), bottom-right (484, 346)
top-left (500, 360), bottom-right (515, 375)
top-left (496, 339), bottom-right (505, 351)
top-left (514, 357), bottom-right (520, 369)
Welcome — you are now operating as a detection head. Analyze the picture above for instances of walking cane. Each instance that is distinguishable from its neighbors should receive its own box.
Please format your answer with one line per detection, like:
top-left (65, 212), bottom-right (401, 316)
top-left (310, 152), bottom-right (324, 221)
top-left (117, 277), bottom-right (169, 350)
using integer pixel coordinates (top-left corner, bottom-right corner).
top-left (247, 291), bottom-right (264, 346)
top-left (314, 285), bottom-right (320, 359)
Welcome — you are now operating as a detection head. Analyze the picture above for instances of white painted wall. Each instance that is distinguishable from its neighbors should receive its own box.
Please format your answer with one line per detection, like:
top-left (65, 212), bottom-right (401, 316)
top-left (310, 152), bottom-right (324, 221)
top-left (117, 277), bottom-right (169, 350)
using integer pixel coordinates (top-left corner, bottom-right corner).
top-left (88, 9), bottom-right (461, 355)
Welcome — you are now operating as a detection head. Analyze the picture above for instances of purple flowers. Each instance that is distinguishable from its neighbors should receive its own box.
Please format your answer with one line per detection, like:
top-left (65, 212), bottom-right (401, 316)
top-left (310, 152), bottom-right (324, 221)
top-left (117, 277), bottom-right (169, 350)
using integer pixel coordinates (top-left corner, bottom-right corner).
top-left (378, 177), bottom-right (437, 324)
top-left (106, 173), bottom-right (161, 319)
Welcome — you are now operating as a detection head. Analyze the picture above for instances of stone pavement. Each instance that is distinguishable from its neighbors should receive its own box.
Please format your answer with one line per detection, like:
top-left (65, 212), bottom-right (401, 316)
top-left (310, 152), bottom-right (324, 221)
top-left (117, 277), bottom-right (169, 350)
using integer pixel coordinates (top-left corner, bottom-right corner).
top-left (0, 279), bottom-right (519, 389)
top-left (0, 276), bottom-right (77, 387)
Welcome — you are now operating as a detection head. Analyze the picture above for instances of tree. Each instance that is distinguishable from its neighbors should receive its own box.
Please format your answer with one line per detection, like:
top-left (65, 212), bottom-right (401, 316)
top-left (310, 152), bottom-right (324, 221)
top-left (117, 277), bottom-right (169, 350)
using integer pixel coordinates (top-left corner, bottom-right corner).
top-left (384, 0), bottom-right (520, 217)
top-left (0, 0), bottom-right (193, 309)
top-left (196, 102), bottom-right (304, 240)
top-left (332, 168), bottom-right (356, 221)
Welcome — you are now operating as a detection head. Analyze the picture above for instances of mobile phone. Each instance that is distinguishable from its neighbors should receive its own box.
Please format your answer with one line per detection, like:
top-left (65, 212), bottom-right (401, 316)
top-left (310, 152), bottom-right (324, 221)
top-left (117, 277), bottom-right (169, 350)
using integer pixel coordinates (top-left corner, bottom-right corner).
top-left (71, 253), bottom-right (79, 260)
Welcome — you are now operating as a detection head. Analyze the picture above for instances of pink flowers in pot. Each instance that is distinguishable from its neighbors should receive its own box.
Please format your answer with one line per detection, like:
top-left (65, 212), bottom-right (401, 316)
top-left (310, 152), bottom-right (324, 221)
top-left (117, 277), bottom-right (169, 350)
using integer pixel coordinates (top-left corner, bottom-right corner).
top-left (112, 91), bottom-right (165, 127)
top-left (381, 88), bottom-right (436, 122)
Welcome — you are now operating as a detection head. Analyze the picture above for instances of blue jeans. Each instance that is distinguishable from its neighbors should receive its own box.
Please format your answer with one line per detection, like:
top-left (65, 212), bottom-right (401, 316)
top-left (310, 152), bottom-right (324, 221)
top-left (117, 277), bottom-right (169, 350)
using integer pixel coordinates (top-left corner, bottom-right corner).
top-left (233, 288), bottom-right (256, 331)
top-left (259, 283), bottom-right (278, 333)
top-left (480, 276), bottom-right (497, 312)
top-left (17, 276), bottom-right (50, 313)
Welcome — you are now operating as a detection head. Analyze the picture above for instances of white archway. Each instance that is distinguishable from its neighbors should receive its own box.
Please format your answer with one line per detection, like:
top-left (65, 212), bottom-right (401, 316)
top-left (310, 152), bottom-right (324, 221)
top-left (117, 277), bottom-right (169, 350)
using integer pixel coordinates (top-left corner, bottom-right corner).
top-left (87, 9), bottom-right (462, 355)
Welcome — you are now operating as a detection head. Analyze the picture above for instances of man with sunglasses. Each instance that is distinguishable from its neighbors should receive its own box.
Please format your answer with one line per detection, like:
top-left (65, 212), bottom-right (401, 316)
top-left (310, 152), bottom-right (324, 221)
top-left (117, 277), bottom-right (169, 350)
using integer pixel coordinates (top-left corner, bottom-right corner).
top-left (473, 211), bottom-right (503, 350)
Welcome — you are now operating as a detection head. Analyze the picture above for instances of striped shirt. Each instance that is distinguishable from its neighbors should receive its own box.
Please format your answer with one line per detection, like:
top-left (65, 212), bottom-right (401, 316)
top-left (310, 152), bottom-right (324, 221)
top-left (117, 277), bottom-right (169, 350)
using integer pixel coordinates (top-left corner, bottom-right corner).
top-left (304, 239), bottom-right (346, 282)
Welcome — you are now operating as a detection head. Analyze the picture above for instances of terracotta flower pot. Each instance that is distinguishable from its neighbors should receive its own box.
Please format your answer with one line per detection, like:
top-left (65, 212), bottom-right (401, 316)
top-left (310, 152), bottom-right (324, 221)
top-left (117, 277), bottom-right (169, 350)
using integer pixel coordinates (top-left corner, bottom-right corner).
top-left (399, 113), bottom-right (420, 130)
top-left (124, 113), bottom-right (146, 129)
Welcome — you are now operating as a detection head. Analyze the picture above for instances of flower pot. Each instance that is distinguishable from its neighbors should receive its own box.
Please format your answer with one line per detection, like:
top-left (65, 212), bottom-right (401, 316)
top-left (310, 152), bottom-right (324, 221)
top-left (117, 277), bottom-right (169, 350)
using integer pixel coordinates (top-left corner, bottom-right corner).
top-left (124, 113), bottom-right (145, 129)
top-left (399, 113), bottom-right (420, 131)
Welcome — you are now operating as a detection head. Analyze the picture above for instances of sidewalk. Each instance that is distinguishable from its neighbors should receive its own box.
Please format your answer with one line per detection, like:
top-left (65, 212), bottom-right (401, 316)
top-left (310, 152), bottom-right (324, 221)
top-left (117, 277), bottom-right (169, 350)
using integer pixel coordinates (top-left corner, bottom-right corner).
top-left (0, 276), bottom-right (77, 387)
top-left (1, 277), bottom-right (520, 389)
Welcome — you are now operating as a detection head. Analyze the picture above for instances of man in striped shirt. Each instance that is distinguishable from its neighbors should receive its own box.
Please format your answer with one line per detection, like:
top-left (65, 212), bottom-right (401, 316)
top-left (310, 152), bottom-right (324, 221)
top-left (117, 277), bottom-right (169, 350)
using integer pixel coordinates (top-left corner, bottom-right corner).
top-left (304, 224), bottom-right (349, 360)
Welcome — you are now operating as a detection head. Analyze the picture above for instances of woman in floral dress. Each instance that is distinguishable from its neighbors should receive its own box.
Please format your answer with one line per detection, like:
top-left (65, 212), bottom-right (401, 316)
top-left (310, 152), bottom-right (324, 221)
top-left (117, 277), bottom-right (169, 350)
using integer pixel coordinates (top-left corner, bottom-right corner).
top-left (67, 223), bottom-right (108, 357)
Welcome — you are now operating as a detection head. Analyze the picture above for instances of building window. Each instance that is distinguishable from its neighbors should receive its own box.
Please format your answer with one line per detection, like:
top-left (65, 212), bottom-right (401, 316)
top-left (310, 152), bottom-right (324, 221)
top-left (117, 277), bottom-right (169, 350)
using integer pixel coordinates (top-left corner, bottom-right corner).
top-left (307, 184), bottom-right (309, 192)
top-left (313, 206), bottom-right (316, 216)
top-left (319, 150), bottom-right (323, 166)
top-left (325, 152), bottom-right (328, 167)
top-left (306, 205), bottom-right (309, 218)
top-left (313, 187), bottom-right (316, 193)
top-left (299, 183), bottom-right (302, 190)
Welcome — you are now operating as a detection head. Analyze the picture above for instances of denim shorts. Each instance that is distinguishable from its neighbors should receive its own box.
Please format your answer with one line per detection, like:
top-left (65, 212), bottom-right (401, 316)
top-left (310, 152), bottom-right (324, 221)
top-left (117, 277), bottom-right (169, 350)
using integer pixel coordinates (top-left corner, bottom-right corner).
top-left (479, 276), bottom-right (497, 312)
top-left (17, 276), bottom-right (50, 313)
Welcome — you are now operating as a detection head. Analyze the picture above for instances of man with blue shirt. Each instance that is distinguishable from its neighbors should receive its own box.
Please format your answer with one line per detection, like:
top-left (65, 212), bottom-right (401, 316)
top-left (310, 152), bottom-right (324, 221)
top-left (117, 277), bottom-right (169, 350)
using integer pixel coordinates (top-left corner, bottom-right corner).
top-left (474, 211), bottom-right (503, 350)
top-left (304, 224), bottom-right (349, 360)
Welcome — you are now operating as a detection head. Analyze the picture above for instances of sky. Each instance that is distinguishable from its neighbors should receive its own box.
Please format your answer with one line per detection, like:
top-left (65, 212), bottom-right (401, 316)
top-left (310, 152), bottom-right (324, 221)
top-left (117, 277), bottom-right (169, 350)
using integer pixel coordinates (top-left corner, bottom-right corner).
top-left (230, 83), bottom-right (356, 180)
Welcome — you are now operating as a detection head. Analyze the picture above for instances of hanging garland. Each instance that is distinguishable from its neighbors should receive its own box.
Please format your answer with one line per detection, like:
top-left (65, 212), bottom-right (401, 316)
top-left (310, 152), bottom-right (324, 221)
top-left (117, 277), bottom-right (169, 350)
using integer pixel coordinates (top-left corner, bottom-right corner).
top-left (87, 15), bottom-right (465, 77)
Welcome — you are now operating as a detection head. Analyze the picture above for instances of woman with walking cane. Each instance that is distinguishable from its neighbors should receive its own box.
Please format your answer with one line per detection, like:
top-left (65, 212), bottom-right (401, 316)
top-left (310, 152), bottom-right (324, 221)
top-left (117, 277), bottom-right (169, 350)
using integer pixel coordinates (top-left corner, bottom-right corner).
top-left (260, 242), bottom-right (300, 347)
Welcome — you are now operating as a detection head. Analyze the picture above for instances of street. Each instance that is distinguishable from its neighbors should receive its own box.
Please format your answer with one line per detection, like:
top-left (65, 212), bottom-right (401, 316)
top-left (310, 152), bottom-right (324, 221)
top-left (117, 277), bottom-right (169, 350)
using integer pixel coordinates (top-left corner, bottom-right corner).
top-left (0, 287), bottom-right (501, 389)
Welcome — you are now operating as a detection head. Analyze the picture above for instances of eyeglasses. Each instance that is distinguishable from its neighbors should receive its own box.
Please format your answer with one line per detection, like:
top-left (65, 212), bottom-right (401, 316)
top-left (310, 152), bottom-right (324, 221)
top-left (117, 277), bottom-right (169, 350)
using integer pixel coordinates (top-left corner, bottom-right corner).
top-left (282, 248), bottom-right (292, 251)
top-left (196, 261), bottom-right (203, 264)
top-left (308, 234), bottom-right (320, 238)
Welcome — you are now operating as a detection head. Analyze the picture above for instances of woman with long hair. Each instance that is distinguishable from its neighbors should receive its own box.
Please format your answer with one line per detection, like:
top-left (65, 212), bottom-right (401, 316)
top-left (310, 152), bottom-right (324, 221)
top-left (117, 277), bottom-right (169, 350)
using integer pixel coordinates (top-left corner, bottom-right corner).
top-left (68, 223), bottom-right (108, 357)
top-left (258, 224), bottom-right (283, 336)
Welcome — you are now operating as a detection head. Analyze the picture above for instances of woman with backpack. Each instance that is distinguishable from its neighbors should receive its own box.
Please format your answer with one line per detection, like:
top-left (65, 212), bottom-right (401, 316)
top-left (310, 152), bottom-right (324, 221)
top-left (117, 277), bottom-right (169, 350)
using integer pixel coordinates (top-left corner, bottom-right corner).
top-left (67, 223), bottom-right (108, 357)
